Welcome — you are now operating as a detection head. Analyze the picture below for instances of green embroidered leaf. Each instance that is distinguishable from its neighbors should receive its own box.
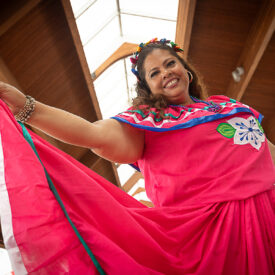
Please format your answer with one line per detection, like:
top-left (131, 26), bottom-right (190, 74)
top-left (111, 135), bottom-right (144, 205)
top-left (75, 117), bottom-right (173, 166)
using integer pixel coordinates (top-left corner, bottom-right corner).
top-left (216, 123), bottom-right (236, 138)
top-left (255, 118), bottom-right (264, 133)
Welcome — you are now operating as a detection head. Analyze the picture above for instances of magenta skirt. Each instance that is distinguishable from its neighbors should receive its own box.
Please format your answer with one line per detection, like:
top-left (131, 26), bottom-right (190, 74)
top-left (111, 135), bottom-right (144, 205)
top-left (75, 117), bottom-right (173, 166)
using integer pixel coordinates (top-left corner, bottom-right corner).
top-left (0, 101), bottom-right (274, 274)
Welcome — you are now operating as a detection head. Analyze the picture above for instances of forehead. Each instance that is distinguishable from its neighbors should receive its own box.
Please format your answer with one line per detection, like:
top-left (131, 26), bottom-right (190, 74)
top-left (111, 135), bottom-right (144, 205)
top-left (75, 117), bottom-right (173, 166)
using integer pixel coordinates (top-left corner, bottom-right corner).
top-left (143, 49), bottom-right (175, 71)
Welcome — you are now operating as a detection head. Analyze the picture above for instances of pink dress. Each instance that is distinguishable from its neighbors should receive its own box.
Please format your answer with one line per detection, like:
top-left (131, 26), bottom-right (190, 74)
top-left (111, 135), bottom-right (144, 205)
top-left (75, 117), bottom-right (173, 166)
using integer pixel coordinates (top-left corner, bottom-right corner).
top-left (0, 96), bottom-right (274, 274)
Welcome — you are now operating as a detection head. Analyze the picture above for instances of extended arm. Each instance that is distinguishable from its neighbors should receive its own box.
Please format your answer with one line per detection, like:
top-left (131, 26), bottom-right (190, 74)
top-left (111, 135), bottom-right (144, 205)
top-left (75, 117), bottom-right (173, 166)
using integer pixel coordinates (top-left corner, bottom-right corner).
top-left (0, 82), bottom-right (144, 163)
top-left (29, 102), bottom-right (144, 163)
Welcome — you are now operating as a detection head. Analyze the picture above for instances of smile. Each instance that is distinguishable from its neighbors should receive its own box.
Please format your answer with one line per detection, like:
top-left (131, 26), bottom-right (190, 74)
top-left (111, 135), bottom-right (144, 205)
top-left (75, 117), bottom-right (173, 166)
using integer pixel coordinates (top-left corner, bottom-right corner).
top-left (164, 79), bottom-right (178, 88)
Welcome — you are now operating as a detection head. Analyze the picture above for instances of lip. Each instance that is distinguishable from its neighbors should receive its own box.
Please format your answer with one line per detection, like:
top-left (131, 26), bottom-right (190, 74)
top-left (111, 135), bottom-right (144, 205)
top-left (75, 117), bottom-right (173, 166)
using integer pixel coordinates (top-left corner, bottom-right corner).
top-left (163, 78), bottom-right (179, 88)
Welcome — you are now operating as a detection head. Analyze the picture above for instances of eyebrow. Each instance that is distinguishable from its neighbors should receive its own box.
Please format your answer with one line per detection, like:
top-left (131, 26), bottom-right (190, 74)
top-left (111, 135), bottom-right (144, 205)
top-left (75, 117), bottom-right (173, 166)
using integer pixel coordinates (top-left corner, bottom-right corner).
top-left (147, 57), bottom-right (174, 76)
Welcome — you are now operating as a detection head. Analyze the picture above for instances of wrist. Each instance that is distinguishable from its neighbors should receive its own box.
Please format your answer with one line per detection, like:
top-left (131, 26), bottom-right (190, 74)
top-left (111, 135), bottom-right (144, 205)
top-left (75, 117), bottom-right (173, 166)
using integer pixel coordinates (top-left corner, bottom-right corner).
top-left (14, 95), bottom-right (36, 124)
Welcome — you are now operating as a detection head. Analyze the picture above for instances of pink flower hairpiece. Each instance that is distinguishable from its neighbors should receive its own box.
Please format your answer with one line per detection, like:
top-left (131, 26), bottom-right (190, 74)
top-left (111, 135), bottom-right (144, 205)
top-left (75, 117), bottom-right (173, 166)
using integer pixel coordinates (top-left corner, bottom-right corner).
top-left (130, 38), bottom-right (184, 81)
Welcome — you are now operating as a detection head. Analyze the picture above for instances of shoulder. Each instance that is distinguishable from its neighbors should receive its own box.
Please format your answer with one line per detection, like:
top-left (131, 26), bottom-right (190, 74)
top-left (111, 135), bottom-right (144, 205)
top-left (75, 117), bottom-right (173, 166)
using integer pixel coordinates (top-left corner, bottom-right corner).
top-left (207, 95), bottom-right (262, 122)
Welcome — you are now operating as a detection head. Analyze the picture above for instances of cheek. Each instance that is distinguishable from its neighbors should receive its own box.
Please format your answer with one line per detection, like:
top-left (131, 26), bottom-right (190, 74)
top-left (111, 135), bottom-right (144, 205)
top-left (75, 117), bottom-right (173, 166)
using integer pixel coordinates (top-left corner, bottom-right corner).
top-left (141, 80), bottom-right (154, 96)
top-left (181, 70), bottom-right (189, 84)
top-left (146, 78), bottom-right (158, 91)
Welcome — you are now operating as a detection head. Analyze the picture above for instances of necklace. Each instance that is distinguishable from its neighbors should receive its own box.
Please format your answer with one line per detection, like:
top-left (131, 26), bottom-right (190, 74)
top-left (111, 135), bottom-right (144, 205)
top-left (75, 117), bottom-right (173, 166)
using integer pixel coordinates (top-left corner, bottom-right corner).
top-left (168, 96), bottom-right (223, 113)
top-left (190, 96), bottom-right (222, 113)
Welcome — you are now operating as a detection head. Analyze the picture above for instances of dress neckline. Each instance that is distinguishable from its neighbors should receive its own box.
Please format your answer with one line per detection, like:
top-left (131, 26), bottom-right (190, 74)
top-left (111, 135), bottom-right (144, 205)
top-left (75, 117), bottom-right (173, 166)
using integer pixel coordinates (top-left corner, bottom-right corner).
top-left (168, 96), bottom-right (222, 113)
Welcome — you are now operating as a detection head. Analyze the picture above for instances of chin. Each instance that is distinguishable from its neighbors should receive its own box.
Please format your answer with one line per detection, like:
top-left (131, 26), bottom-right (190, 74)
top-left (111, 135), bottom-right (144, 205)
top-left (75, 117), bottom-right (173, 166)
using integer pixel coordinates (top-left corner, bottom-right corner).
top-left (166, 94), bottom-right (188, 105)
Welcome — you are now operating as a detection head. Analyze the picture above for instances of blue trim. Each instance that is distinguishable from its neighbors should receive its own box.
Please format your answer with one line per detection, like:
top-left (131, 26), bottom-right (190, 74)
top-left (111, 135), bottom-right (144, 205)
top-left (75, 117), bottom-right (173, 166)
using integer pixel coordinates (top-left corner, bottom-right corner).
top-left (258, 113), bottom-right (263, 123)
top-left (111, 107), bottom-right (262, 132)
top-left (128, 163), bottom-right (140, 172)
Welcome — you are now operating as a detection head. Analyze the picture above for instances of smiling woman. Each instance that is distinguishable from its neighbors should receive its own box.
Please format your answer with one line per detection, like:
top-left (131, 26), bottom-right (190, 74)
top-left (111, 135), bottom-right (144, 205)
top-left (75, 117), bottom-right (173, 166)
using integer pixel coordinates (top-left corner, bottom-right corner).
top-left (144, 50), bottom-right (192, 105)
top-left (0, 38), bottom-right (274, 274)
top-left (132, 41), bottom-right (207, 119)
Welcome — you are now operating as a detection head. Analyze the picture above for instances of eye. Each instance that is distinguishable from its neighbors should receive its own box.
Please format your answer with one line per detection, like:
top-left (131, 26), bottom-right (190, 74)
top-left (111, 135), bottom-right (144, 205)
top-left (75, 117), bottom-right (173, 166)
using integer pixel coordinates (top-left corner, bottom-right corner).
top-left (167, 60), bottom-right (176, 67)
top-left (150, 70), bottom-right (159, 78)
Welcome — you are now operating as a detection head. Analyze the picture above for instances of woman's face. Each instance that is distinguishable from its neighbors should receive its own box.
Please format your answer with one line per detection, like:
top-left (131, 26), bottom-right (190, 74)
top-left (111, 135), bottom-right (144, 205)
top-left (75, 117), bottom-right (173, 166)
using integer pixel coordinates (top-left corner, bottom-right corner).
top-left (143, 49), bottom-right (192, 105)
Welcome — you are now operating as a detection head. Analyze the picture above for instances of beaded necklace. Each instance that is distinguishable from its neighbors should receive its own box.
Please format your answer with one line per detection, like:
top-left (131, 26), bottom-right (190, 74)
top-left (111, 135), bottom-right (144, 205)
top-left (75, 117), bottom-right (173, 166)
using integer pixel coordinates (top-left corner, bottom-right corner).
top-left (190, 96), bottom-right (222, 113)
top-left (169, 96), bottom-right (222, 113)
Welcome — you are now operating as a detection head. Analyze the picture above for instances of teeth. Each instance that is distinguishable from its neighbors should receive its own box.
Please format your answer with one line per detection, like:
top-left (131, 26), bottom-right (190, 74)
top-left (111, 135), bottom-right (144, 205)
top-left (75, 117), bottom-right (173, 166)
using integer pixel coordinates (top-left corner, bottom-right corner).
top-left (166, 79), bottom-right (177, 88)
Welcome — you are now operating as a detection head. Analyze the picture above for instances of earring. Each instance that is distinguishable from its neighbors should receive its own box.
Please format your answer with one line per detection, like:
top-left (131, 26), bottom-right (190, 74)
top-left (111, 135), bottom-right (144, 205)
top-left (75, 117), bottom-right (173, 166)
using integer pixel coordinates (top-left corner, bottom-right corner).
top-left (187, 71), bottom-right (193, 83)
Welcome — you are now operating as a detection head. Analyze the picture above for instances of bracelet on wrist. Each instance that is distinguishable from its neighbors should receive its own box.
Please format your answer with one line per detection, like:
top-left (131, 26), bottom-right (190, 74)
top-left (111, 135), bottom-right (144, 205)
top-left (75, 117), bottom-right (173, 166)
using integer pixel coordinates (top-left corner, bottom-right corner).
top-left (14, 95), bottom-right (36, 124)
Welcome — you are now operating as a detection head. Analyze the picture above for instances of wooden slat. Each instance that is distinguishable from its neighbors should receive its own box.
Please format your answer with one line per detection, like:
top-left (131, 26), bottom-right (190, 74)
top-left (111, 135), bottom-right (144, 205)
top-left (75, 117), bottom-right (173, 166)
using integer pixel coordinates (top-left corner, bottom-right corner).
top-left (132, 187), bottom-right (146, 197)
top-left (92, 42), bottom-right (138, 80)
top-left (175, 0), bottom-right (197, 59)
top-left (79, 149), bottom-right (100, 167)
top-left (91, 158), bottom-right (121, 187)
top-left (61, 0), bottom-right (102, 120)
top-left (0, 57), bottom-right (20, 85)
top-left (226, 0), bottom-right (275, 101)
top-left (122, 171), bottom-right (143, 193)
top-left (0, 0), bottom-right (41, 36)
top-left (140, 200), bottom-right (154, 208)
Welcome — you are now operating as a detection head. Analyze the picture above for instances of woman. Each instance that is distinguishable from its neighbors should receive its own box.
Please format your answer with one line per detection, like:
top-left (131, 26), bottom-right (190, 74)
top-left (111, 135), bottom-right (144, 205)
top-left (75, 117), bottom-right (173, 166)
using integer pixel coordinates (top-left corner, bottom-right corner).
top-left (0, 38), bottom-right (274, 274)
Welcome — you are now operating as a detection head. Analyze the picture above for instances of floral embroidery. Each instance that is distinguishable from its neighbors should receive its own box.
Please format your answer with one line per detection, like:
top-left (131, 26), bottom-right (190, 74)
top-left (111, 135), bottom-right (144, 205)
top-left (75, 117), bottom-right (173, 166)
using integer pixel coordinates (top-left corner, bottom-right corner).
top-left (114, 96), bottom-right (263, 132)
top-left (122, 100), bottom-right (232, 125)
top-left (216, 123), bottom-right (236, 138)
top-left (126, 109), bottom-right (188, 122)
top-left (217, 116), bottom-right (265, 150)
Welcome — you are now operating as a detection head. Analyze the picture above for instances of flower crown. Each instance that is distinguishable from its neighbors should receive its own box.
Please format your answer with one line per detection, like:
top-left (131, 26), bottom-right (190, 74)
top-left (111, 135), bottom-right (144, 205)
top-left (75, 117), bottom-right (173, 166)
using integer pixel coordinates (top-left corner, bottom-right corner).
top-left (130, 38), bottom-right (184, 80)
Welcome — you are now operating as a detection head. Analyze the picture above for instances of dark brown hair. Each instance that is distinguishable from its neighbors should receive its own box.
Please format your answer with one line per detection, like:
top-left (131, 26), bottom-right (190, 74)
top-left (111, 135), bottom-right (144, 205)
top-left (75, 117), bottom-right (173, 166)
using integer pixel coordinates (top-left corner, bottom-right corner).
top-left (132, 43), bottom-right (208, 117)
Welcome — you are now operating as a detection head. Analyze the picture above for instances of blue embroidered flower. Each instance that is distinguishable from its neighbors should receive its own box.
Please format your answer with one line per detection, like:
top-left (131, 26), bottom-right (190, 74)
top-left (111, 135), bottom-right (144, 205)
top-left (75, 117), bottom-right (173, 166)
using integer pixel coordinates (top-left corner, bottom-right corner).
top-left (227, 116), bottom-right (265, 150)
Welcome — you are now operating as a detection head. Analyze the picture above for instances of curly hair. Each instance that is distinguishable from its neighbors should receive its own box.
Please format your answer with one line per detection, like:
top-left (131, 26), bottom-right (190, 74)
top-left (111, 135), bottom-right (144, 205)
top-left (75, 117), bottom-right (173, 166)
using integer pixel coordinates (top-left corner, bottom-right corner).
top-left (131, 43), bottom-right (208, 118)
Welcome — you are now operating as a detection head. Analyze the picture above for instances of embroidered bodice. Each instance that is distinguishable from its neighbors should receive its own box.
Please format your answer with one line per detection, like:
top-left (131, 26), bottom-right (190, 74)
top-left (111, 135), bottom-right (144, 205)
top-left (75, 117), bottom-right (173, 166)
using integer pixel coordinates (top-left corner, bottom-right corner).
top-left (112, 95), bottom-right (274, 207)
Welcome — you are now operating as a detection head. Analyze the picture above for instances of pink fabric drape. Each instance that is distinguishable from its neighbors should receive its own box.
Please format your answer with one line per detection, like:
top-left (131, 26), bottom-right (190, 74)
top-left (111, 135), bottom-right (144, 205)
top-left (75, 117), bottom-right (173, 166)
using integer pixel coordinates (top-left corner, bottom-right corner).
top-left (0, 99), bottom-right (274, 274)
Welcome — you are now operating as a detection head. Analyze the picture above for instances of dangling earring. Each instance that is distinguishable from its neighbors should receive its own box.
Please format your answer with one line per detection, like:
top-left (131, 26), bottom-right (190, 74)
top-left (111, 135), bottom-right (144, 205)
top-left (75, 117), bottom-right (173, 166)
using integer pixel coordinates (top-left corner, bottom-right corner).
top-left (187, 71), bottom-right (193, 83)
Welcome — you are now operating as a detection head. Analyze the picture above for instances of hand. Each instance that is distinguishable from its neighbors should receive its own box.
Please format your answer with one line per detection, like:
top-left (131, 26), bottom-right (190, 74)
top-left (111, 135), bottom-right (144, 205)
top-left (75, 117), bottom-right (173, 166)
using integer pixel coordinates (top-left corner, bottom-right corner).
top-left (0, 81), bottom-right (26, 115)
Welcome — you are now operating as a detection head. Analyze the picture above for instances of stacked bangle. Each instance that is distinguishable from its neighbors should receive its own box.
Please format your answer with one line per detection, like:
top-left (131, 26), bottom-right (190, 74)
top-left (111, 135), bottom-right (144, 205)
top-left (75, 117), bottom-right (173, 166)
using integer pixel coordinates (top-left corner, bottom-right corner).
top-left (15, 95), bottom-right (36, 123)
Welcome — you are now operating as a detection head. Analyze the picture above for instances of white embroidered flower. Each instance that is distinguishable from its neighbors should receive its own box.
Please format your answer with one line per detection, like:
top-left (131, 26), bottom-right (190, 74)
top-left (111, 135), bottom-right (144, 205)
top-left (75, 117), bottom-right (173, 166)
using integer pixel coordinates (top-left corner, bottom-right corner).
top-left (227, 116), bottom-right (265, 150)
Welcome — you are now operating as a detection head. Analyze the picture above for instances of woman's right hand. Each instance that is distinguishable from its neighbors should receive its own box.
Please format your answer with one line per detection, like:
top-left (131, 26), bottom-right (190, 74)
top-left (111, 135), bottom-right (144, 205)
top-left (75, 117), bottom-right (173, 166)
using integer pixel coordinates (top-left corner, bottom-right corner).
top-left (0, 81), bottom-right (27, 115)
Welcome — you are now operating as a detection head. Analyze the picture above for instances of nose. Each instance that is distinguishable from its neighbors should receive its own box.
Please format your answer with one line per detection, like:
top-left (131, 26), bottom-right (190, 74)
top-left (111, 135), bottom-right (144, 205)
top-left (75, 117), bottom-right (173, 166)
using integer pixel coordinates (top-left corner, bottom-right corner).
top-left (162, 69), bottom-right (171, 79)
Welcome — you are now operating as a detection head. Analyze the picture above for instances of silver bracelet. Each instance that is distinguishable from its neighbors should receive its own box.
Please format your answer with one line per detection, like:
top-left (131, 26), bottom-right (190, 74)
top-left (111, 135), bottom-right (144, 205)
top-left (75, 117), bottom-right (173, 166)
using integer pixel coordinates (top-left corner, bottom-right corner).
top-left (14, 95), bottom-right (36, 124)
